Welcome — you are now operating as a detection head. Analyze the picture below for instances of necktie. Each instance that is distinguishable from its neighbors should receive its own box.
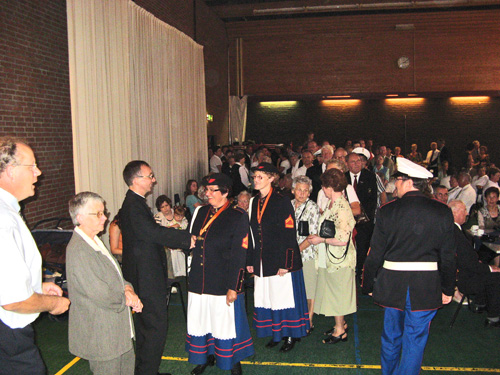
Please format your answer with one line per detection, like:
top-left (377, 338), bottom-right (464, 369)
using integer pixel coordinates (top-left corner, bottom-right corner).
top-left (353, 175), bottom-right (358, 191)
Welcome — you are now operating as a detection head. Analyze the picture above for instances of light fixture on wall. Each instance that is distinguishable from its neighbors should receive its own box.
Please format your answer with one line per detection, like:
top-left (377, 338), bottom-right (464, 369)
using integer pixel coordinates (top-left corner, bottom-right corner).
top-left (206, 114), bottom-right (214, 122)
top-left (449, 96), bottom-right (490, 103)
top-left (259, 101), bottom-right (298, 107)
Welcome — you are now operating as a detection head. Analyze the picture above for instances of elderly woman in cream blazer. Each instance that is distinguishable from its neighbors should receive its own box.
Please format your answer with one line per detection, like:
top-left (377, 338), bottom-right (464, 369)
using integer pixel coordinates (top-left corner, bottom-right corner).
top-left (66, 192), bottom-right (142, 375)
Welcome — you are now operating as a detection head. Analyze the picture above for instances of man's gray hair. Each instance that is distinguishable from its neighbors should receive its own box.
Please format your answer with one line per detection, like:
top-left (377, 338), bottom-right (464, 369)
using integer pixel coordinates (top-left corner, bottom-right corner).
top-left (292, 175), bottom-right (313, 192)
top-left (321, 145), bottom-right (334, 154)
top-left (0, 136), bottom-right (26, 174)
top-left (448, 199), bottom-right (466, 214)
top-left (68, 191), bottom-right (105, 226)
top-left (237, 190), bottom-right (251, 200)
top-left (325, 159), bottom-right (347, 173)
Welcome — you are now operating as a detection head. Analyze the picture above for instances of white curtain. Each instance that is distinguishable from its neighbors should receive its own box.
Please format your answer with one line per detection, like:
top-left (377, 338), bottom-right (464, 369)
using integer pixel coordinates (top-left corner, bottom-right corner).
top-left (67, 0), bottom-right (207, 218)
top-left (229, 95), bottom-right (247, 143)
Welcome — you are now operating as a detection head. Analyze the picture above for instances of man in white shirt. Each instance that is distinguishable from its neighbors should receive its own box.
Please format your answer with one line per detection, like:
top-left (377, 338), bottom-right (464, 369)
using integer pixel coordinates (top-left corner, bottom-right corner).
top-left (453, 172), bottom-right (477, 214)
top-left (424, 142), bottom-right (440, 177)
top-left (294, 150), bottom-right (314, 178)
top-left (209, 146), bottom-right (223, 173)
top-left (0, 137), bottom-right (70, 375)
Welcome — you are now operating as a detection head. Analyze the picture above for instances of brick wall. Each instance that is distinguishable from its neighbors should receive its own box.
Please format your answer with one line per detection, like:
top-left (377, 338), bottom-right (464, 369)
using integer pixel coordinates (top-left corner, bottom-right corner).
top-left (1, 0), bottom-right (229, 227)
top-left (0, 0), bottom-right (74, 228)
top-left (226, 8), bottom-right (500, 96)
top-left (246, 97), bottom-right (500, 169)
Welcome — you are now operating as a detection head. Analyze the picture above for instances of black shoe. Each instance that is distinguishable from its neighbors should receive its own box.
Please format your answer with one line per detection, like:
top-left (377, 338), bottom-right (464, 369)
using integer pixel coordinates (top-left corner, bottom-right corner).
top-left (322, 332), bottom-right (348, 344)
top-left (471, 304), bottom-right (486, 314)
top-left (190, 355), bottom-right (215, 375)
top-left (324, 324), bottom-right (349, 336)
top-left (485, 319), bottom-right (500, 328)
top-left (306, 325), bottom-right (315, 336)
top-left (231, 362), bottom-right (242, 375)
top-left (279, 337), bottom-right (300, 352)
top-left (265, 338), bottom-right (281, 348)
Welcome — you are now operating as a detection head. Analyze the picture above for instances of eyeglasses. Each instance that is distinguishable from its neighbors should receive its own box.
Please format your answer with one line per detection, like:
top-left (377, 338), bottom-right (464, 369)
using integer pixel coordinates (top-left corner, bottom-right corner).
top-left (87, 211), bottom-right (107, 219)
top-left (204, 188), bottom-right (221, 193)
top-left (15, 163), bottom-right (38, 171)
top-left (137, 173), bottom-right (155, 180)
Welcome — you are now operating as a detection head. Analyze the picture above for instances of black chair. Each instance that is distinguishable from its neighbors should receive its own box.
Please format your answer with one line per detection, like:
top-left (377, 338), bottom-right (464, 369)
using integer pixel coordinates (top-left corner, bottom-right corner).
top-left (449, 293), bottom-right (472, 328)
top-left (166, 281), bottom-right (187, 322)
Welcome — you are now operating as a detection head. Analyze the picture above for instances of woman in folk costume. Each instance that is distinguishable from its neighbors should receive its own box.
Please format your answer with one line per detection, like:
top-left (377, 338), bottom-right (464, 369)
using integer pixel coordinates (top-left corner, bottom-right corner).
top-left (186, 173), bottom-right (254, 375)
top-left (247, 162), bottom-right (310, 352)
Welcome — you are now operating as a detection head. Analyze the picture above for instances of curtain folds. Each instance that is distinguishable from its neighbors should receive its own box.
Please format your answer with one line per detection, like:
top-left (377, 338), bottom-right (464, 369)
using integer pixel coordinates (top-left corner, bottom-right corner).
top-left (67, 0), bottom-right (207, 218)
top-left (229, 95), bottom-right (247, 144)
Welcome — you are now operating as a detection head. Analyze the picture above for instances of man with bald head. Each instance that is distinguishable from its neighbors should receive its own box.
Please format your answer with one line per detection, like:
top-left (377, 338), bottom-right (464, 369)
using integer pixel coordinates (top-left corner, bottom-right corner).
top-left (0, 137), bottom-right (70, 374)
top-left (334, 147), bottom-right (348, 164)
top-left (448, 200), bottom-right (500, 328)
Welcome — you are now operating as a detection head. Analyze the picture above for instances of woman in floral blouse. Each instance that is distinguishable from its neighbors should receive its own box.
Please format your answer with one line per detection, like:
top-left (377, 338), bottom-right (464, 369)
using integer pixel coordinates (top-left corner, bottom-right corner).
top-left (292, 176), bottom-right (320, 333)
top-left (307, 168), bottom-right (356, 345)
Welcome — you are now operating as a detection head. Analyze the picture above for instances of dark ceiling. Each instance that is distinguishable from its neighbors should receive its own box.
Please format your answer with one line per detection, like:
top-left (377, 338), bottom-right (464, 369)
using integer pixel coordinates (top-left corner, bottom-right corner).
top-left (204, 0), bottom-right (500, 22)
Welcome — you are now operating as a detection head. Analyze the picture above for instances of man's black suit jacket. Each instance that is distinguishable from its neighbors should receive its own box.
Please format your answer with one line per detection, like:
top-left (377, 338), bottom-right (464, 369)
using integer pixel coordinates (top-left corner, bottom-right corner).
top-left (120, 189), bottom-right (191, 298)
top-left (345, 168), bottom-right (378, 221)
top-left (306, 164), bottom-right (323, 202)
top-left (454, 224), bottom-right (490, 293)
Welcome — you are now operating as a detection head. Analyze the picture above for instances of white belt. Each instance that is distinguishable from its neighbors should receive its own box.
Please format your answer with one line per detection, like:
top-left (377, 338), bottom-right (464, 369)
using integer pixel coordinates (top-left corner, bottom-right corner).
top-left (383, 260), bottom-right (438, 271)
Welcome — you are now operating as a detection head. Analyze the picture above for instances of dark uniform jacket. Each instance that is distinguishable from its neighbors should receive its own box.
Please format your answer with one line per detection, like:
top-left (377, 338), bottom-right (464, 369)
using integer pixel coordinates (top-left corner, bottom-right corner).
top-left (454, 224), bottom-right (491, 294)
top-left (362, 191), bottom-right (456, 310)
top-left (306, 163), bottom-right (323, 202)
top-left (189, 205), bottom-right (248, 295)
top-left (120, 190), bottom-right (191, 297)
top-left (247, 189), bottom-right (302, 277)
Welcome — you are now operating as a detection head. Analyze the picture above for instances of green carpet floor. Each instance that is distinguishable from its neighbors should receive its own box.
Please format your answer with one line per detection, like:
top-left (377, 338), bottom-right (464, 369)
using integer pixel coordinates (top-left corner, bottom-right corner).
top-left (35, 284), bottom-right (500, 374)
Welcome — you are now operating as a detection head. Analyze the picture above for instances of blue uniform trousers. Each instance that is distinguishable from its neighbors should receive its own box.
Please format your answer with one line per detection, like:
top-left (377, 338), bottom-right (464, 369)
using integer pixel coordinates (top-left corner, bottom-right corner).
top-left (381, 290), bottom-right (437, 375)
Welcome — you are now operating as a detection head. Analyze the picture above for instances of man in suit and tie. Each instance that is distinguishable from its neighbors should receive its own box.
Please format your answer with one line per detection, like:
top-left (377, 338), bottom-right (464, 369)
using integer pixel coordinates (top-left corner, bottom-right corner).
top-left (306, 144), bottom-right (334, 201)
top-left (120, 160), bottom-right (195, 375)
top-left (448, 200), bottom-right (500, 327)
top-left (345, 151), bottom-right (378, 281)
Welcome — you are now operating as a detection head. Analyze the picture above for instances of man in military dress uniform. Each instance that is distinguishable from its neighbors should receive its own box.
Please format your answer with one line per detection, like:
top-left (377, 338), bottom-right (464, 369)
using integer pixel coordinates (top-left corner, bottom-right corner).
top-left (186, 174), bottom-right (254, 375)
top-left (362, 158), bottom-right (456, 375)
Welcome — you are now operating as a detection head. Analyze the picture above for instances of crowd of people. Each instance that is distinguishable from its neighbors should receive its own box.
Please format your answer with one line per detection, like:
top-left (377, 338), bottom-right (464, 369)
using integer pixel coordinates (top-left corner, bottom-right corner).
top-left (2, 134), bottom-right (500, 375)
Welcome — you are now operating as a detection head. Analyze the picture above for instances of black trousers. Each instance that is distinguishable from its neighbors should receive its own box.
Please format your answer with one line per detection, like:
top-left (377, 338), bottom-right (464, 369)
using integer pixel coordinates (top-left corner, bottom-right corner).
top-left (356, 221), bottom-right (374, 276)
top-left (134, 293), bottom-right (168, 375)
top-left (0, 319), bottom-right (45, 375)
top-left (463, 272), bottom-right (500, 318)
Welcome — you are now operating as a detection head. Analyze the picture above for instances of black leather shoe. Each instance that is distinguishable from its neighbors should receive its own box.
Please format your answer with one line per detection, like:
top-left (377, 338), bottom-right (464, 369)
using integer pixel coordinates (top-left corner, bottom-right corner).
top-left (485, 319), bottom-right (500, 328)
top-left (471, 304), bottom-right (486, 314)
top-left (190, 355), bottom-right (215, 375)
top-left (265, 338), bottom-right (281, 348)
top-left (322, 332), bottom-right (348, 344)
top-left (279, 337), bottom-right (300, 352)
top-left (231, 362), bottom-right (242, 375)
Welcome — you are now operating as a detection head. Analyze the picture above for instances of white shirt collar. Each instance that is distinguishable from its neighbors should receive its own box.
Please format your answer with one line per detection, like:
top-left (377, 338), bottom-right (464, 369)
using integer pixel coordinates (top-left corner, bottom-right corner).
top-left (454, 222), bottom-right (462, 230)
top-left (131, 189), bottom-right (145, 199)
top-left (74, 226), bottom-right (122, 275)
top-left (0, 187), bottom-right (20, 212)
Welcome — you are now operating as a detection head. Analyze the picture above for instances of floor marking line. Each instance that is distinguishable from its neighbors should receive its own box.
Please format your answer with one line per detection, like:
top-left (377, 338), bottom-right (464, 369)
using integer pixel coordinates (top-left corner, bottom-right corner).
top-left (161, 356), bottom-right (500, 373)
top-left (54, 357), bottom-right (80, 375)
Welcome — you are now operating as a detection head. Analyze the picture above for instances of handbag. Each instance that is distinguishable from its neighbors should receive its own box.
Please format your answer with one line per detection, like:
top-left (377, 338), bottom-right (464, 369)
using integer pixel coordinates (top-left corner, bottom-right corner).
top-left (354, 205), bottom-right (370, 225)
top-left (345, 187), bottom-right (370, 225)
top-left (297, 200), bottom-right (310, 236)
top-left (319, 219), bottom-right (336, 238)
